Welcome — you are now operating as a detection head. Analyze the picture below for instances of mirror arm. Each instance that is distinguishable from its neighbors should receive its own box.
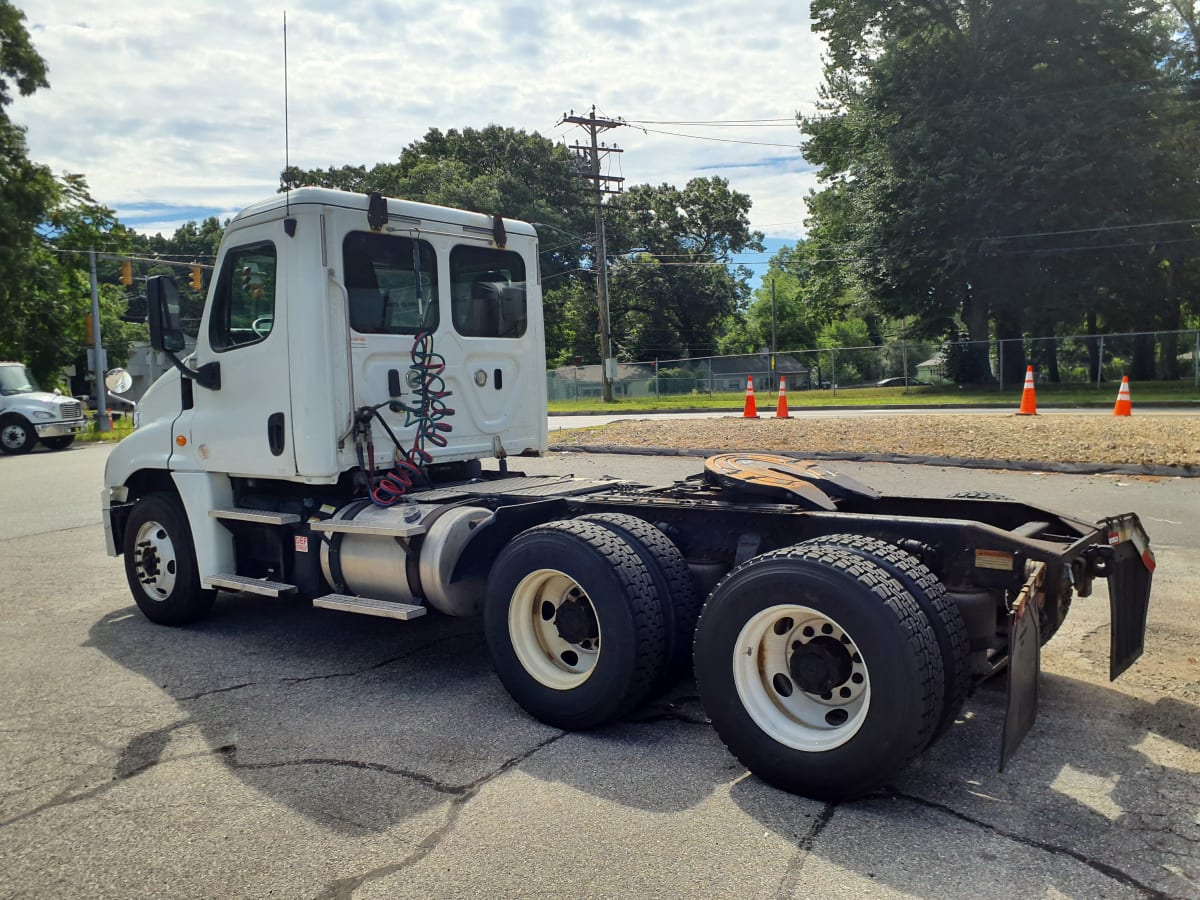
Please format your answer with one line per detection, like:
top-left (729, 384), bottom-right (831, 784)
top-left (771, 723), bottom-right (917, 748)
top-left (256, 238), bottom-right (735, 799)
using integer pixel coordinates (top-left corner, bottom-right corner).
top-left (163, 353), bottom-right (221, 391)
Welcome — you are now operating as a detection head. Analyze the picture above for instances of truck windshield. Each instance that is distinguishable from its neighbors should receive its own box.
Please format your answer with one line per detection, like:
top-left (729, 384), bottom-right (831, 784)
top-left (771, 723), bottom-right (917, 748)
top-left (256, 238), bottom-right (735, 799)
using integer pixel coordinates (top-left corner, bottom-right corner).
top-left (0, 365), bottom-right (37, 396)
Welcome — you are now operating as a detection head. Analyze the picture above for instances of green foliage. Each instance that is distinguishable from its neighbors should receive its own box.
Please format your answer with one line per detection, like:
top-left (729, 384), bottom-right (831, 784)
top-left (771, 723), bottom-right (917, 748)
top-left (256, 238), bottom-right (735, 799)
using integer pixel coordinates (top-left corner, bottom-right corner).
top-left (0, 0), bottom-right (47, 108)
top-left (803, 0), bottom-right (1200, 383)
top-left (654, 366), bottom-right (699, 395)
top-left (604, 177), bottom-right (764, 361)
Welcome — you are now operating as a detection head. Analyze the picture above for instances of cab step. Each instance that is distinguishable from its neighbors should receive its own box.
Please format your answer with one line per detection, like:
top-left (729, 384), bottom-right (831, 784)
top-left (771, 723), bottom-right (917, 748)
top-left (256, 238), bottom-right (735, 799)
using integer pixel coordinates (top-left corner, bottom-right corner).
top-left (207, 574), bottom-right (297, 597)
top-left (312, 594), bottom-right (427, 621)
top-left (209, 507), bottom-right (302, 525)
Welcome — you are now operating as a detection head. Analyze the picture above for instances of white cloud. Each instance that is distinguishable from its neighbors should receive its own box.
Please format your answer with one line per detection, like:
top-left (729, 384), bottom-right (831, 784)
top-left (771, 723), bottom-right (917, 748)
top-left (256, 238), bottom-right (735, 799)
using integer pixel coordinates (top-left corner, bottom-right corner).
top-left (11, 0), bottom-right (825, 239)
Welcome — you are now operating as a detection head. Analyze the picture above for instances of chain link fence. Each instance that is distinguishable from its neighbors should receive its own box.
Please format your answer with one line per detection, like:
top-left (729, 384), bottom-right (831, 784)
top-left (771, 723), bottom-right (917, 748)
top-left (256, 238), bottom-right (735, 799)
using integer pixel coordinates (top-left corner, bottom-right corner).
top-left (546, 329), bottom-right (1200, 400)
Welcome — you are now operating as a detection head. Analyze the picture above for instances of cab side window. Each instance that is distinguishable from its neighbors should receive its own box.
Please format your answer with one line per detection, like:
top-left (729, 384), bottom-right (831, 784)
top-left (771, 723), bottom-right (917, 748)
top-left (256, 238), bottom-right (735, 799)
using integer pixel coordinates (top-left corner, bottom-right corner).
top-left (210, 242), bottom-right (278, 351)
top-left (343, 231), bottom-right (438, 335)
top-left (450, 246), bottom-right (527, 338)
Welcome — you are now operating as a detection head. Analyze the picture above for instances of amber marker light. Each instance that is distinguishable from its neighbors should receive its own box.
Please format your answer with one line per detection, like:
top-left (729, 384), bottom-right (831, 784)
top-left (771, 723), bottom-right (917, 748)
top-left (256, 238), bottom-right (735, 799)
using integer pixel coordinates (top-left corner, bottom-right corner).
top-left (176, 435), bottom-right (187, 446)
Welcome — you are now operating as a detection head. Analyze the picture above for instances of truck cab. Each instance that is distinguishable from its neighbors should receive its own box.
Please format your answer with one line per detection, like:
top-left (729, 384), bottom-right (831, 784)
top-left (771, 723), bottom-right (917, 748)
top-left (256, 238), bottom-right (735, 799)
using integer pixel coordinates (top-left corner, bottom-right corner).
top-left (0, 361), bottom-right (87, 454)
top-left (104, 187), bottom-right (547, 562)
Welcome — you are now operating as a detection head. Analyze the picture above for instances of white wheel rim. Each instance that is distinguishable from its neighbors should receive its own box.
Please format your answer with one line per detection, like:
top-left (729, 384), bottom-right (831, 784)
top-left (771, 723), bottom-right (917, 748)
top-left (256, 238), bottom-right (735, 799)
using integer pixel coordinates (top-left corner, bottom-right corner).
top-left (1, 423), bottom-right (26, 450)
top-left (733, 604), bottom-right (870, 751)
top-left (132, 519), bottom-right (178, 601)
top-left (508, 568), bottom-right (600, 690)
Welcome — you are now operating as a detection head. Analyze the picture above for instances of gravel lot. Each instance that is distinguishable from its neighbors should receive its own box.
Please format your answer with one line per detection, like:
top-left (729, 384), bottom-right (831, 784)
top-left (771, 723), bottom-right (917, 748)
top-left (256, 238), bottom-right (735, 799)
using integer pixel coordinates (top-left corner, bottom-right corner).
top-left (551, 413), bottom-right (1200, 470)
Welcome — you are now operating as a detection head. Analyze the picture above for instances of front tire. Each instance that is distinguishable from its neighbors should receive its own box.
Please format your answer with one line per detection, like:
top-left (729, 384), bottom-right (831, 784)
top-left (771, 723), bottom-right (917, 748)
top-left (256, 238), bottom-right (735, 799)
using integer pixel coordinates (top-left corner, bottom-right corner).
top-left (484, 519), bottom-right (666, 730)
top-left (123, 492), bottom-right (215, 626)
top-left (0, 417), bottom-right (35, 455)
top-left (694, 545), bottom-right (942, 800)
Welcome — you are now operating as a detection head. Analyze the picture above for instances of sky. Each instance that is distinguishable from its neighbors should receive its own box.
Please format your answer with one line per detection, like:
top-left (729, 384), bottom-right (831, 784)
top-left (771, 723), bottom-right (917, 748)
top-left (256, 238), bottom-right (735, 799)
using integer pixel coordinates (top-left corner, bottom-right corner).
top-left (10, 1), bottom-right (828, 283)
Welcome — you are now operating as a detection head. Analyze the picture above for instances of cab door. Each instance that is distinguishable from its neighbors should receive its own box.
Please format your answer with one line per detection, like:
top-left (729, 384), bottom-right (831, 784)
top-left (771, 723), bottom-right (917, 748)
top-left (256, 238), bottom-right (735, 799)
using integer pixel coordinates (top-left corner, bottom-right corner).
top-left (183, 224), bottom-right (296, 477)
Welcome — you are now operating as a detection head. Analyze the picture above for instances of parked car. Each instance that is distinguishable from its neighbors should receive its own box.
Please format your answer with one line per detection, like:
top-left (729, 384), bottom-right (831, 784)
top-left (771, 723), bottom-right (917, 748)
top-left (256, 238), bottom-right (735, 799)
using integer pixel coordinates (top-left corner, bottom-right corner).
top-left (875, 376), bottom-right (928, 388)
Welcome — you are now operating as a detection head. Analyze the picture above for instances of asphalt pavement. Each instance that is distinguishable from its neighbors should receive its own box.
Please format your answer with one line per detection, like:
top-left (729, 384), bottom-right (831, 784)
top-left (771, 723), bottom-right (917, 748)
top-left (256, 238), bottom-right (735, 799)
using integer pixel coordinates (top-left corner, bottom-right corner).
top-left (0, 443), bottom-right (1197, 899)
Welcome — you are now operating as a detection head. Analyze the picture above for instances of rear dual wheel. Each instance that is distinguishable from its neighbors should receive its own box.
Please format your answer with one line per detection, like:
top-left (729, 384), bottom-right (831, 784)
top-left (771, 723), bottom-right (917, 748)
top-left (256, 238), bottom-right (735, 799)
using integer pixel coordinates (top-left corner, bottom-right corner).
top-left (484, 519), bottom-right (667, 730)
top-left (694, 545), bottom-right (943, 800)
top-left (799, 534), bottom-right (970, 743)
top-left (576, 512), bottom-right (699, 685)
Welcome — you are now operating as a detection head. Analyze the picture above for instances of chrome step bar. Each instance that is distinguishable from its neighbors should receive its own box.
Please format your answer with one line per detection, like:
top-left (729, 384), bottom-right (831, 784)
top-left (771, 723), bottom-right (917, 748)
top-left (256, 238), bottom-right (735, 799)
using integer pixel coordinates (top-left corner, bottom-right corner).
top-left (207, 574), bottom-right (297, 597)
top-left (209, 507), bottom-right (301, 526)
top-left (312, 594), bottom-right (427, 620)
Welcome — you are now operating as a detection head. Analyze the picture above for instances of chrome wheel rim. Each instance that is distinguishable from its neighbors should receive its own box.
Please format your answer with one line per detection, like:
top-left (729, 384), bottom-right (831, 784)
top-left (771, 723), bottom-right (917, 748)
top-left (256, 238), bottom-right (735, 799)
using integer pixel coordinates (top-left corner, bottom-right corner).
top-left (132, 519), bottom-right (178, 601)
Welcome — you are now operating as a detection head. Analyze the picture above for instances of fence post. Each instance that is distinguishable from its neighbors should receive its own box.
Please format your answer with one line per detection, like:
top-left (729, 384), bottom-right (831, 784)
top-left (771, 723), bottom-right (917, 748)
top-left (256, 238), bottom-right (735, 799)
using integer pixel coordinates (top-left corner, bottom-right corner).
top-left (832, 349), bottom-right (838, 395)
top-left (655, 359), bottom-right (659, 399)
top-left (1097, 336), bottom-right (1104, 387)
top-left (1194, 331), bottom-right (1198, 389)
top-left (998, 339), bottom-right (1004, 391)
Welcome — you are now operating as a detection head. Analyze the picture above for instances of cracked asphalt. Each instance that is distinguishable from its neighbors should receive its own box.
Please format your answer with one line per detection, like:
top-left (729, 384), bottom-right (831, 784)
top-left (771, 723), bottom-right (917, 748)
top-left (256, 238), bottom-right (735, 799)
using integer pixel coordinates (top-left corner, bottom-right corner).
top-left (1, 444), bottom-right (1198, 899)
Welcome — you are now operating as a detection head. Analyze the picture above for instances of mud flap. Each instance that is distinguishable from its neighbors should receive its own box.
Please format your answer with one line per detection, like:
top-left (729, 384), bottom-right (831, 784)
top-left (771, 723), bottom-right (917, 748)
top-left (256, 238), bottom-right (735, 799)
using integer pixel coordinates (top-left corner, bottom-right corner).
top-left (999, 566), bottom-right (1042, 772)
top-left (1107, 539), bottom-right (1153, 680)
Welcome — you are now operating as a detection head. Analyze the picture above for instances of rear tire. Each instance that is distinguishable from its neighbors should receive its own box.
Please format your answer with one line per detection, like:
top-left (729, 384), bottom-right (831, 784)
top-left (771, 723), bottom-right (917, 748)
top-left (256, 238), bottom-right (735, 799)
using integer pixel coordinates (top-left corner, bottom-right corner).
top-left (800, 533), bottom-right (970, 744)
top-left (123, 492), bottom-right (216, 626)
top-left (484, 519), bottom-right (667, 730)
top-left (577, 512), bottom-right (700, 685)
top-left (694, 545), bottom-right (942, 800)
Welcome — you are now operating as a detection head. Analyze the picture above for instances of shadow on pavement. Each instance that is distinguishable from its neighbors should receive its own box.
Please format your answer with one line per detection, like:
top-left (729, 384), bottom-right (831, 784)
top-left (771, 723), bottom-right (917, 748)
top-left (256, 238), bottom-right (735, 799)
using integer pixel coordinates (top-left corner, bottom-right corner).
top-left (87, 593), bottom-right (1199, 897)
top-left (732, 671), bottom-right (1200, 898)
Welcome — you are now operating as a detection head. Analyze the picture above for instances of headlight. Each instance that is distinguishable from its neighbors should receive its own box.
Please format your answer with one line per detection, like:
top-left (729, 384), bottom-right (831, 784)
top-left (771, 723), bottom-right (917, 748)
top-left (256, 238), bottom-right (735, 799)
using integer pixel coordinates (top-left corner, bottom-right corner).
top-left (32, 410), bottom-right (56, 420)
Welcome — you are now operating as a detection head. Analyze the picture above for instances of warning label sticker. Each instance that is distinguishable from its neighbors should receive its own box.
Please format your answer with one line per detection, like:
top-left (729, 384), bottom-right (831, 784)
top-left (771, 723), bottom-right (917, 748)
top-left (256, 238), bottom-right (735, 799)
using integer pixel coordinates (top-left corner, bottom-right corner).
top-left (295, 535), bottom-right (309, 553)
top-left (975, 548), bottom-right (1014, 571)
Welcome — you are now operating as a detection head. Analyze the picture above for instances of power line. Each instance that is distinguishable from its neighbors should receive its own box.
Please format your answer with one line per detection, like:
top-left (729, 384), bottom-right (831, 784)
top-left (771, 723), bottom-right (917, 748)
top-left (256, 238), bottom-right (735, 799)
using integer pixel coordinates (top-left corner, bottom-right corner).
top-left (628, 124), bottom-right (802, 149)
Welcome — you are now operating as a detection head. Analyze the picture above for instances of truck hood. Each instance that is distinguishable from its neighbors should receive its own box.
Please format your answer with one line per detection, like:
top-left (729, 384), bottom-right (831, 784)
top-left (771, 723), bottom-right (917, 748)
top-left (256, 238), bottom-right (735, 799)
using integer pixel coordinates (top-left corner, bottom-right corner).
top-left (3, 390), bottom-right (83, 417)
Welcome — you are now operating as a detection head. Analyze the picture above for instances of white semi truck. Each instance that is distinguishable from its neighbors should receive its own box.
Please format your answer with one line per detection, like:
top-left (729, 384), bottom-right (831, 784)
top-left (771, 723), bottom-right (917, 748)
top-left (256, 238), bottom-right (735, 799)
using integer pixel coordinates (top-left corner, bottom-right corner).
top-left (101, 187), bottom-right (1155, 799)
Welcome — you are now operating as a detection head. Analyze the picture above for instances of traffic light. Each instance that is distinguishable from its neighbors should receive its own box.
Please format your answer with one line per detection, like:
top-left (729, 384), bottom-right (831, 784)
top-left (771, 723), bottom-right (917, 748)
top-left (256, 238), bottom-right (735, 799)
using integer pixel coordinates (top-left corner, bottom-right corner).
top-left (188, 265), bottom-right (204, 292)
top-left (119, 260), bottom-right (133, 286)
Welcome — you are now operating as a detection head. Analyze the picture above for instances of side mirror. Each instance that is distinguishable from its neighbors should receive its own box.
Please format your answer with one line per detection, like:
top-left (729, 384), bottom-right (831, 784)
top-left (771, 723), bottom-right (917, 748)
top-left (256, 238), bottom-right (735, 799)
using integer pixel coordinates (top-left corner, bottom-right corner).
top-left (146, 275), bottom-right (186, 354)
top-left (105, 367), bottom-right (133, 394)
top-left (145, 274), bottom-right (221, 391)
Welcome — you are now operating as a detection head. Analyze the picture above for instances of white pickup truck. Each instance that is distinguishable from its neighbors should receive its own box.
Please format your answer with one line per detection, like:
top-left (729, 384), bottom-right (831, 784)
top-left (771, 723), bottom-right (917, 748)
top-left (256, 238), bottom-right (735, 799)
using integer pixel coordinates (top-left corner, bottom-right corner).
top-left (0, 361), bottom-right (88, 454)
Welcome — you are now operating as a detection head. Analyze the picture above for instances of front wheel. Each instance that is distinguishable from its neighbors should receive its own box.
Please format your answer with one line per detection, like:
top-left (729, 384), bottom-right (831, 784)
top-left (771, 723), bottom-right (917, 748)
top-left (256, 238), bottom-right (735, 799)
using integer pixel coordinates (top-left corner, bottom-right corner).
top-left (694, 545), bottom-right (942, 800)
top-left (0, 417), bottom-right (35, 455)
top-left (483, 519), bottom-right (666, 730)
top-left (123, 492), bottom-right (215, 626)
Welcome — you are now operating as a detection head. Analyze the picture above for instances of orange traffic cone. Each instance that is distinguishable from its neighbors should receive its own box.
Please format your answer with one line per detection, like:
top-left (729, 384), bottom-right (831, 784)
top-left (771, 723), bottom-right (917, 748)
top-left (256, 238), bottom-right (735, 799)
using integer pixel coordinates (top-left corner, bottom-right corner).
top-left (1113, 375), bottom-right (1132, 416)
top-left (742, 376), bottom-right (759, 418)
top-left (775, 376), bottom-right (791, 419)
top-left (1017, 365), bottom-right (1037, 416)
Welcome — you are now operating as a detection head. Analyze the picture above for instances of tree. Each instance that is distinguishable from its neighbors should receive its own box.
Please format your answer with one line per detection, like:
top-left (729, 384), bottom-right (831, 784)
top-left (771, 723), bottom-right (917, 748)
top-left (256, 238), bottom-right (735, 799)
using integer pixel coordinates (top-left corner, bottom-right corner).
top-left (803, 0), bottom-right (1191, 383)
top-left (603, 177), bottom-right (764, 361)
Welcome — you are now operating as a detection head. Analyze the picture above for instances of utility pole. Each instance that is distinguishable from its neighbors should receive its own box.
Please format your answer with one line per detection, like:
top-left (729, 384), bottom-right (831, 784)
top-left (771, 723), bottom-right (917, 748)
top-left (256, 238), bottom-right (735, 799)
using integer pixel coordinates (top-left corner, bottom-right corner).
top-left (88, 250), bottom-right (111, 432)
top-left (560, 106), bottom-right (624, 402)
top-left (770, 277), bottom-right (777, 356)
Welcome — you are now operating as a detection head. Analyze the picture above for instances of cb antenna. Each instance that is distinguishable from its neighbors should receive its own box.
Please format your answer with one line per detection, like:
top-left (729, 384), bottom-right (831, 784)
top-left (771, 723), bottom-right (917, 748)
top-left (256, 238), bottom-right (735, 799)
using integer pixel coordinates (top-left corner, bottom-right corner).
top-left (282, 11), bottom-right (295, 233)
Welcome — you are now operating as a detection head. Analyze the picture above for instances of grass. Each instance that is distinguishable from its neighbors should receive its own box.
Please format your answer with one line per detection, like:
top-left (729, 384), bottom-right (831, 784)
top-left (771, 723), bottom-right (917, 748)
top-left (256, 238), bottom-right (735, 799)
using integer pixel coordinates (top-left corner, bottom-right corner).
top-left (76, 414), bottom-right (136, 443)
top-left (547, 380), bottom-right (1200, 413)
